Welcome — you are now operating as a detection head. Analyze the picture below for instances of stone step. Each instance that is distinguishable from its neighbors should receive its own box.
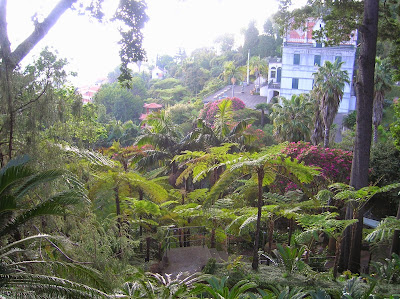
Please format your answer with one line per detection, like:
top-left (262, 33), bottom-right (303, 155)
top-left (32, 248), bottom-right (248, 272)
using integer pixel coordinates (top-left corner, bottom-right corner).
top-left (162, 245), bottom-right (212, 277)
top-left (208, 248), bottom-right (229, 262)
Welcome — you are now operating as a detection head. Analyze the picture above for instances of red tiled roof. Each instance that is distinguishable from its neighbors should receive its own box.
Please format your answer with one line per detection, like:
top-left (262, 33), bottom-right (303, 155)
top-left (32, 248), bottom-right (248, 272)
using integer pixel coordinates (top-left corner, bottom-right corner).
top-left (144, 103), bottom-right (162, 109)
top-left (287, 20), bottom-right (316, 43)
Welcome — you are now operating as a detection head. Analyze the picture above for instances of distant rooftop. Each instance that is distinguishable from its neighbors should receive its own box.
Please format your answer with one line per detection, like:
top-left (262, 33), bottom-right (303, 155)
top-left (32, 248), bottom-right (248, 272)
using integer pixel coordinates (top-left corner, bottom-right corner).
top-left (144, 103), bottom-right (163, 109)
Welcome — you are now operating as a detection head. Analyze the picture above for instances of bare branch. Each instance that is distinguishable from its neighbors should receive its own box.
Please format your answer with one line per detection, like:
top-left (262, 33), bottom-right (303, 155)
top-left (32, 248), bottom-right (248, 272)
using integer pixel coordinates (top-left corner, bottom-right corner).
top-left (13, 81), bottom-right (49, 113)
top-left (8, 0), bottom-right (77, 69)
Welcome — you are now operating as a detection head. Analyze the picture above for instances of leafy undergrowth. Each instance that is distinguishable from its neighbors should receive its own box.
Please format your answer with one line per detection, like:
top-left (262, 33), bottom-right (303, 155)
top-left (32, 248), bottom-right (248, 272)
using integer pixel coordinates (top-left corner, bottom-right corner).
top-left (211, 260), bottom-right (400, 298)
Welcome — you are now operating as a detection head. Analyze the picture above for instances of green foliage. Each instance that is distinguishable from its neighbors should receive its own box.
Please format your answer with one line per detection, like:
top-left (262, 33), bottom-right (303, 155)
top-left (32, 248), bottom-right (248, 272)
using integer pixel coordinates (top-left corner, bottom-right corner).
top-left (296, 212), bottom-right (357, 243)
top-left (94, 82), bottom-right (145, 122)
top-left (269, 244), bottom-right (307, 275)
top-left (341, 277), bottom-right (376, 299)
top-left (329, 182), bottom-right (400, 212)
top-left (371, 253), bottom-right (400, 283)
top-left (312, 59), bottom-right (350, 147)
top-left (256, 285), bottom-right (309, 299)
top-left (343, 111), bottom-right (357, 130)
top-left (193, 275), bottom-right (257, 299)
top-left (390, 102), bottom-right (400, 150)
top-left (119, 269), bottom-right (205, 298)
top-left (149, 78), bottom-right (190, 103)
top-left (200, 77), bottom-right (225, 97)
top-left (271, 94), bottom-right (314, 142)
top-left (203, 258), bottom-right (217, 274)
top-left (386, 85), bottom-right (400, 100)
top-left (365, 217), bottom-right (400, 244)
top-left (0, 158), bottom-right (110, 298)
top-left (0, 157), bottom-right (89, 237)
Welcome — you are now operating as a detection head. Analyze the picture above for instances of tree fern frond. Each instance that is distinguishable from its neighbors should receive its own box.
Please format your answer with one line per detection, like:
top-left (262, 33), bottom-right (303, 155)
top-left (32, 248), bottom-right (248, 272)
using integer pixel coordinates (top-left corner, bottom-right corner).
top-left (59, 144), bottom-right (115, 167)
top-left (206, 168), bottom-right (243, 206)
top-left (365, 217), bottom-right (400, 244)
top-left (125, 172), bottom-right (168, 203)
top-left (239, 215), bottom-right (257, 236)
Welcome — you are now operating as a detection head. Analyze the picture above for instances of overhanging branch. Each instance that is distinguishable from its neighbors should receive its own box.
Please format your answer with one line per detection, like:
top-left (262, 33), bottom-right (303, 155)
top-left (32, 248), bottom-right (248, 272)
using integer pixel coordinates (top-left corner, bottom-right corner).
top-left (8, 0), bottom-right (77, 70)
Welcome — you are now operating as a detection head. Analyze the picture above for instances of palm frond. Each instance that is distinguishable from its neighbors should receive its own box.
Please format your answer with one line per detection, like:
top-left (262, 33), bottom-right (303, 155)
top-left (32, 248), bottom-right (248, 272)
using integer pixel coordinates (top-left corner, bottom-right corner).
top-left (0, 190), bottom-right (88, 237)
top-left (0, 273), bottom-right (110, 298)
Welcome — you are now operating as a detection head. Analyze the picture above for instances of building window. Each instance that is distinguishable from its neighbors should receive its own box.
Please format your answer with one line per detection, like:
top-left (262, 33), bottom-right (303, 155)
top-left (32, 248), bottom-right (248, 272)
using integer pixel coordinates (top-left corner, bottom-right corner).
top-left (292, 78), bottom-right (299, 89)
top-left (315, 43), bottom-right (322, 48)
top-left (293, 54), bottom-right (300, 65)
top-left (314, 55), bottom-right (321, 66)
top-left (335, 56), bottom-right (342, 64)
top-left (271, 71), bottom-right (276, 78)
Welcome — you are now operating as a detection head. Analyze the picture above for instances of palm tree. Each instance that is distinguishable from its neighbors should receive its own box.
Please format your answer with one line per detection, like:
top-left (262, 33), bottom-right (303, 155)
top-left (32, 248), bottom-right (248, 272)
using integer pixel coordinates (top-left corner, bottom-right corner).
top-left (185, 100), bottom-right (254, 151)
top-left (271, 94), bottom-right (314, 142)
top-left (0, 157), bottom-right (111, 297)
top-left (313, 60), bottom-right (350, 148)
top-left (0, 156), bottom-right (89, 239)
top-left (255, 102), bottom-right (270, 128)
top-left (208, 145), bottom-right (320, 270)
top-left (373, 58), bottom-right (392, 144)
top-left (250, 56), bottom-right (268, 93)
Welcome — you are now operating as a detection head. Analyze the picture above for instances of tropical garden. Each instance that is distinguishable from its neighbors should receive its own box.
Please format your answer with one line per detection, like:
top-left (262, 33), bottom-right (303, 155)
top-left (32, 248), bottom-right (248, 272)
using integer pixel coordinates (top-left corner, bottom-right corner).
top-left (2, 0), bottom-right (400, 298)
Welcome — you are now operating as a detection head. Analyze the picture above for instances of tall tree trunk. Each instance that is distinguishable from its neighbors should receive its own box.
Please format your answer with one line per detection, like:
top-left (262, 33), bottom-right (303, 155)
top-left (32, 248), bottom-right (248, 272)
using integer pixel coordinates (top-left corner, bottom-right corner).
top-left (339, 204), bottom-right (353, 272)
top-left (114, 186), bottom-right (122, 234)
top-left (333, 236), bottom-right (343, 279)
top-left (211, 228), bottom-right (216, 248)
top-left (252, 168), bottom-right (265, 271)
top-left (261, 109), bottom-right (265, 128)
top-left (347, 0), bottom-right (379, 274)
top-left (373, 123), bottom-right (378, 144)
top-left (145, 237), bottom-right (151, 262)
top-left (267, 220), bottom-right (274, 254)
top-left (323, 126), bottom-right (330, 148)
top-left (349, 208), bottom-right (365, 273)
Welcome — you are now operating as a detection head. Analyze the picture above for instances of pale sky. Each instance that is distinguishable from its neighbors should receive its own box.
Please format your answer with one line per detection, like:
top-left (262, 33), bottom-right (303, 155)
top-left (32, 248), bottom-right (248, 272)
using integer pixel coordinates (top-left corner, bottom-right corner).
top-left (6, 0), bottom-right (302, 86)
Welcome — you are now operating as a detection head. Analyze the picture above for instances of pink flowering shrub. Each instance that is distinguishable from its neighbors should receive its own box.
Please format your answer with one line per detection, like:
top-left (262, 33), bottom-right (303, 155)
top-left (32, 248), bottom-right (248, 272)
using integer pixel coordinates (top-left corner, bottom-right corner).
top-left (200, 97), bottom-right (246, 123)
top-left (273, 142), bottom-right (353, 194)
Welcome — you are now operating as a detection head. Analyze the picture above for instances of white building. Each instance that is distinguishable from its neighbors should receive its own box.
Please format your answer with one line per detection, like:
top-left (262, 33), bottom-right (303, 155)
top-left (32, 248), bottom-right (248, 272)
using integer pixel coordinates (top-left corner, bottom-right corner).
top-left (261, 58), bottom-right (282, 99)
top-left (265, 19), bottom-right (357, 113)
top-left (151, 66), bottom-right (165, 80)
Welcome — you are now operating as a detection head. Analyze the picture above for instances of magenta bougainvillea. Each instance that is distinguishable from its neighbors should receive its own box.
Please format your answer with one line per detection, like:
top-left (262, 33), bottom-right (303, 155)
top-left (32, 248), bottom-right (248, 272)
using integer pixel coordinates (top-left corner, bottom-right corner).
top-left (200, 97), bottom-right (246, 123)
top-left (275, 142), bottom-right (353, 194)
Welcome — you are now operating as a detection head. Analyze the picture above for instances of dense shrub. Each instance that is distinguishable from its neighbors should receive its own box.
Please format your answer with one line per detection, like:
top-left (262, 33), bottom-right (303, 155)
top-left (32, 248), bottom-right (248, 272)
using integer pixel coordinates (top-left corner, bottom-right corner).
top-left (275, 142), bottom-right (353, 194)
top-left (200, 97), bottom-right (246, 123)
